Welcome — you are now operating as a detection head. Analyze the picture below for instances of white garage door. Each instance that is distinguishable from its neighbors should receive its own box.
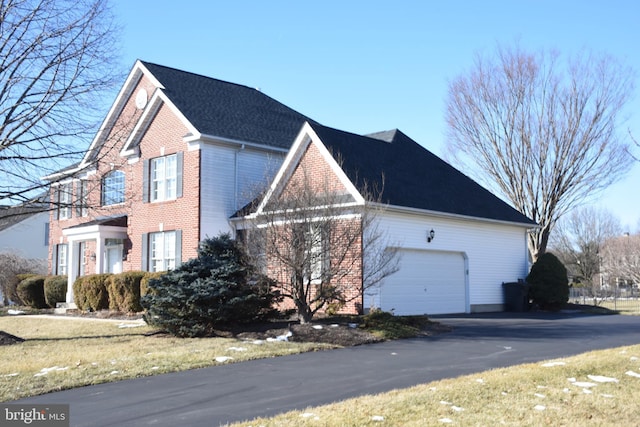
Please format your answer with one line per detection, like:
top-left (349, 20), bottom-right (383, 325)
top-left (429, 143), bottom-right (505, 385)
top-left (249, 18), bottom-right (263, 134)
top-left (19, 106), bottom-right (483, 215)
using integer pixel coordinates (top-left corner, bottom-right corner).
top-left (380, 249), bottom-right (467, 315)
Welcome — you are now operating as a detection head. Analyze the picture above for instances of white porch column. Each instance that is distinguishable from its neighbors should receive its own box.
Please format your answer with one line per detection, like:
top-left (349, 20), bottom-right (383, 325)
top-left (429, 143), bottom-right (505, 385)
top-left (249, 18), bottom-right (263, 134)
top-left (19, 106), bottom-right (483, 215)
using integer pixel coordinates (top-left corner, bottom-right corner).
top-left (96, 238), bottom-right (105, 273)
top-left (65, 242), bottom-right (77, 304)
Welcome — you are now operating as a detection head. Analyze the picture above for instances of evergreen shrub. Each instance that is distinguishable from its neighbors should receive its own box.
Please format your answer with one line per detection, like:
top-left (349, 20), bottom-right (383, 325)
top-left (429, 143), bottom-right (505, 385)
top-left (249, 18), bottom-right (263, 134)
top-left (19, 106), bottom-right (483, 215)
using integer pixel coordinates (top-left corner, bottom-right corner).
top-left (108, 271), bottom-right (146, 312)
top-left (16, 276), bottom-right (47, 308)
top-left (527, 252), bottom-right (569, 310)
top-left (44, 275), bottom-right (67, 307)
top-left (73, 274), bottom-right (112, 311)
top-left (142, 234), bottom-right (282, 337)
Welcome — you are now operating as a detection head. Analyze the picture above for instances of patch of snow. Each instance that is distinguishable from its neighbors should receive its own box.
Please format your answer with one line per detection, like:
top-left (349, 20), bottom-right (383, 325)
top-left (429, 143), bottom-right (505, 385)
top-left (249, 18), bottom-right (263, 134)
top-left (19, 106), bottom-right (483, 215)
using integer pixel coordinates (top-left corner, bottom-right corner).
top-left (348, 323), bottom-right (358, 328)
top-left (151, 366), bottom-right (159, 370)
top-left (214, 356), bottom-right (234, 363)
top-left (534, 405), bottom-right (546, 411)
top-left (587, 375), bottom-right (618, 383)
top-left (266, 331), bottom-right (293, 342)
top-left (227, 346), bottom-right (247, 352)
top-left (563, 388), bottom-right (571, 393)
top-left (429, 387), bottom-right (437, 391)
top-left (110, 371), bottom-right (119, 375)
top-left (567, 377), bottom-right (576, 382)
top-left (7, 309), bottom-right (25, 315)
top-left (503, 346), bottom-right (512, 350)
top-left (371, 415), bottom-right (385, 421)
top-left (571, 381), bottom-right (597, 388)
top-left (475, 378), bottom-right (485, 383)
top-left (542, 361), bottom-right (566, 367)
top-left (34, 366), bottom-right (68, 377)
top-left (600, 394), bottom-right (614, 398)
top-left (583, 389), bottom-right (593, 394)
top-left (625, 370), bottom-right (640, 378)
top-left (117, 322), bottom-right (144, 328)
top-left (300, 413), bottom-right (315, 418)
top-left (251, 340), bottom-right (264, 345)
top-left (440, 401), bottom-right (451, 405)
top-left (501, 392), bottom-right (508, 396)
top-left (391, 352), bottom-right (397, 356)
top-left (438, 418), bottom-right (453, 423)
top-left (630, 356), bottom-right (638, 361)
top-left (451, 406), bottom-right (464, 412)
top-left (330, 324), bottom-right (339, 328)
top-left (312, 325), bottom-right (323, 330)
top-left (534, 393), bottom-right (546, 398)
top-left (4, 373), bottom-right (19, 377)
top-left (537, 385), bottom-right (547, 389)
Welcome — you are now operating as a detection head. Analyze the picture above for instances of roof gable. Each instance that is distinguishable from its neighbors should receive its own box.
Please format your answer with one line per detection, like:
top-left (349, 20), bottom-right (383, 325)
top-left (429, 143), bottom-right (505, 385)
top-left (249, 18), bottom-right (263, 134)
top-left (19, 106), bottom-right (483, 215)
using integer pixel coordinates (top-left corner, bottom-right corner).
top-left (309, 123), bottom-right (536, 226)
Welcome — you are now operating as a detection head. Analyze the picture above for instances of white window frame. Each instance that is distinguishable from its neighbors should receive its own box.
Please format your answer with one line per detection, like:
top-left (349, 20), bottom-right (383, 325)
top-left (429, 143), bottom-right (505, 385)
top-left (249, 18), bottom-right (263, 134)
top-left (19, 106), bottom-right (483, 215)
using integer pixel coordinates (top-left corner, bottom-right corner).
top-left (102, 170), bottom-right (125, 206)
top-left (150, 231), bottom-right (176, 272)
top-left (151, 154), bottom-right (177, 202)
top-left (58, 183), bottom-right (72, 220)
top-left (57, 244), bottom-right (68, 275)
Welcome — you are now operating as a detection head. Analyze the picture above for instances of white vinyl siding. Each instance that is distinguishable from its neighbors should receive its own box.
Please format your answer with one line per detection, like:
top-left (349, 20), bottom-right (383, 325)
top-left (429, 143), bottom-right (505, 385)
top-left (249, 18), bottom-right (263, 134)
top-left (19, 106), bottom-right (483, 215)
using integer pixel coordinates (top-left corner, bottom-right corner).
top-left (199, 144), bottom-right (285, 240)
top-left (372, 210), bottom-right (530, 314)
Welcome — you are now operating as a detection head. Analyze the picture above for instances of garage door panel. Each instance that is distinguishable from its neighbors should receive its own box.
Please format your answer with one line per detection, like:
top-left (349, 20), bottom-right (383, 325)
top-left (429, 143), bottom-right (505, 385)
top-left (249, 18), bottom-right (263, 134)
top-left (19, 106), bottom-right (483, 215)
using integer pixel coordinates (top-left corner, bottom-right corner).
top-left (381, 250), bottom-right (466, 315)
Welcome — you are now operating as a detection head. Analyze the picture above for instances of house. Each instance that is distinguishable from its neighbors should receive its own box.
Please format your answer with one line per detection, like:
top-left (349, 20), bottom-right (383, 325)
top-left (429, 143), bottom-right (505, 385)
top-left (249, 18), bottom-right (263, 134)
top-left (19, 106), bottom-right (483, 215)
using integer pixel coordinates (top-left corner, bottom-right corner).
top-left (242, 122), bottom-right (537, 315)
top-left (45, 60), bottom-right (311, 306)
top-left (0, 196), bottom-right (50, 261)
top-left (46, 60), bottom-right (536, 315)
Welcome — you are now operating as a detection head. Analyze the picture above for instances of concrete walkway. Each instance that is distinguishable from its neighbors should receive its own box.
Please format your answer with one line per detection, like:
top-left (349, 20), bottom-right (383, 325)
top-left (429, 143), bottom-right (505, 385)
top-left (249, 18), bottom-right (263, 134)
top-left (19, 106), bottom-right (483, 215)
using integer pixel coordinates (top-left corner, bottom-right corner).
top-left (16, 312), bottom-right (640, 427)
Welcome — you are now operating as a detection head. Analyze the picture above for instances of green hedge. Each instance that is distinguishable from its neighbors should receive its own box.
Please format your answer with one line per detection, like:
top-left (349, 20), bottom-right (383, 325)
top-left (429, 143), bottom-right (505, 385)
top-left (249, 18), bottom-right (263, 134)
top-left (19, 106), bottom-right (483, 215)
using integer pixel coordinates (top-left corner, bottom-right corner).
top-left (73, 274), bottom-right (112, 311)
top-left (17, 276), bottom-right (47, 308)
top-left (108, 271), bottom-right (146, 313)
top-left (44, 276), bottom-right (67, 308)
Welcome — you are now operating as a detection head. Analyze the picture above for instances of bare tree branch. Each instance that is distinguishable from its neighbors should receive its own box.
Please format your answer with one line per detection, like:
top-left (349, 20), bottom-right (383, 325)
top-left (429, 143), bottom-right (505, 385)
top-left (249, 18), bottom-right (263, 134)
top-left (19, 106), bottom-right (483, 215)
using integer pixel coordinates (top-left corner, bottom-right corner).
top-left (446, 44), bottom-right (635, 261)
top-left (0, 0), bottom-right (122, 206)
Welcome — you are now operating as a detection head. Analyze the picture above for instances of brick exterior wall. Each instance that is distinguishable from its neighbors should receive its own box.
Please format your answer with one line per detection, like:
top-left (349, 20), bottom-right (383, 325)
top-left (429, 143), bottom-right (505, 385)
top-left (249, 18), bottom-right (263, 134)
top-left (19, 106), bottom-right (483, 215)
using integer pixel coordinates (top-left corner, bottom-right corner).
top-left (48, 75), bottom-right (201, 275)
top-left (267, 141), bottom-right (364, 315)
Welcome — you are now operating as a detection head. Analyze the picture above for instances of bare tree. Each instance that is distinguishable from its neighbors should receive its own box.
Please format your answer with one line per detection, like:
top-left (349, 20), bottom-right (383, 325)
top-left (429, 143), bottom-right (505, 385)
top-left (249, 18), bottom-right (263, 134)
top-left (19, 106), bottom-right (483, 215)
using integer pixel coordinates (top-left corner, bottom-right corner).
top-left (0, 252), bottom-right (47, 305)
top-left (601, 232), bottom-right (640, 287)
top-left (550, 207), bottom-right (621, 296)
top-left (0, 0), bottom-right (122, 206)
top-left (446, 44), bottom-right (635, 261)
top-left (242, 166), bottom-right (399, 323)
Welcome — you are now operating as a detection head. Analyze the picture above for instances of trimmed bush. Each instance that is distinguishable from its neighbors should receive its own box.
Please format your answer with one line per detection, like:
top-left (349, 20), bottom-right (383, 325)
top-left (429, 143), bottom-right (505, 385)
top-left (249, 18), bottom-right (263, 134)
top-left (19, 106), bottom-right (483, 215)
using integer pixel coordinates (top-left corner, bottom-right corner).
top-left (16, 276), bottom-right (47, 308)
top-left (142, 234), bottom-right (282, 337)
top-left (527, 252), bottom-right (569, 310)
top-left (73, 274), bottom-right (112, 311)
top-left (44, 276), bottom-right (67, 308)
top-left (140, 271), bottom-right (165, 297)
top-left (108, 271), bottom-right (146, 313)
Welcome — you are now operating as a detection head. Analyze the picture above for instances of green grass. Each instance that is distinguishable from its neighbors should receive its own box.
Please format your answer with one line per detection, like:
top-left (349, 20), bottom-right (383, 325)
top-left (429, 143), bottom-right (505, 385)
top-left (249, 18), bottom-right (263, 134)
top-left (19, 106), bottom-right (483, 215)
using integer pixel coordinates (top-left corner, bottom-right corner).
top-left (232, 344), bottom-right (640, 426)
top-left (0, 315), bottom-right (334, 402)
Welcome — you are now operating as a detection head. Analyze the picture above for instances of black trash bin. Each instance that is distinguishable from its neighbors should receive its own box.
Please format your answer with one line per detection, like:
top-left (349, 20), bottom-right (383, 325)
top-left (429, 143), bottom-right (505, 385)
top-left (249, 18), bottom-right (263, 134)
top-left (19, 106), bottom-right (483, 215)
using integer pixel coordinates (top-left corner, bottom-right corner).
top-left (502, 282), bottom-right (530, 312)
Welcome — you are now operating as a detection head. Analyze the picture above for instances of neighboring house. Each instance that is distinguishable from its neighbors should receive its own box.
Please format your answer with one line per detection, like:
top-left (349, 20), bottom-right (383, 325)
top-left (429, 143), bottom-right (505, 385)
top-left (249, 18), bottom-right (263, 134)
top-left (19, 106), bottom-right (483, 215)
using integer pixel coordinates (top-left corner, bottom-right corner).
top-left (0, 197), bottom-right (50, 261)
top-left (242, 122), bottom-right (537, 315)
top-left (45, 60), bottom-right (536, 314)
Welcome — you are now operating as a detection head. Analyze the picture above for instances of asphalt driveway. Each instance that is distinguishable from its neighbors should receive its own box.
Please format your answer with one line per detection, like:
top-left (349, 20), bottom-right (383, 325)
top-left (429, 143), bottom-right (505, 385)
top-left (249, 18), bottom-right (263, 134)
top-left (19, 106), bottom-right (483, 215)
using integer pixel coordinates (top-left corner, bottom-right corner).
top-left (16, 312), bottom-right (640, 426)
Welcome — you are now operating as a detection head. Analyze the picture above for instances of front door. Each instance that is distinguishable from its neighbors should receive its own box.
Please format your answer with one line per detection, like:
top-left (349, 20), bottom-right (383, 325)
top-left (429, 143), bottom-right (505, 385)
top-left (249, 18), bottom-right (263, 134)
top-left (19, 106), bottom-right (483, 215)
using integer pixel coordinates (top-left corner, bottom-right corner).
top-left (106, 245), bottom-right (123, 274)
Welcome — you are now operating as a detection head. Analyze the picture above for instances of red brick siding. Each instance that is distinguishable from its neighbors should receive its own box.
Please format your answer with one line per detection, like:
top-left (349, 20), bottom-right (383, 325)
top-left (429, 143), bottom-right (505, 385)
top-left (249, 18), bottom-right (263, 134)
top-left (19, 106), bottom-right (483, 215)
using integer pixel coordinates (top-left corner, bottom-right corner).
top-left (48, 75), bottom-right (201, 273)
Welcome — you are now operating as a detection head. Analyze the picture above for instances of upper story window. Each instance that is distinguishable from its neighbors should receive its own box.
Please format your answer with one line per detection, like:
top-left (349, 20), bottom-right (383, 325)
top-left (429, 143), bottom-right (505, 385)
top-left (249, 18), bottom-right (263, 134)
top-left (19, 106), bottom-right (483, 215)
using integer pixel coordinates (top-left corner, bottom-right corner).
top-left (152, 155), bottom-right (177, 201)
top-left (57, 183), bottom-right (72, 220)
top-left (102, 170), bottom-right (125, 206)
top-left (76, 179), bottom-right (89, 217)
top-left (143, 152), bottom-right (183, 203)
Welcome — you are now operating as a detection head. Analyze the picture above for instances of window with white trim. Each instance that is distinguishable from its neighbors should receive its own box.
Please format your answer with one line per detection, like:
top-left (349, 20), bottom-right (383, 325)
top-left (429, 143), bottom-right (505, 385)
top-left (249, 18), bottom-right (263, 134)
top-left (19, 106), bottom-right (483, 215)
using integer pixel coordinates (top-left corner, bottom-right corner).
top-left (56, 244), bottom-right (68, 275)
top-left (57, 183), bottom-right (72, 220)
top-left (150, 231), bottom-right (176, 272)
top-left (151, 155), bottom-right (177, 202)
top-left (102, 170), bottom-right (125, 206)
top-left (305, 223), bottom-right (327, 283)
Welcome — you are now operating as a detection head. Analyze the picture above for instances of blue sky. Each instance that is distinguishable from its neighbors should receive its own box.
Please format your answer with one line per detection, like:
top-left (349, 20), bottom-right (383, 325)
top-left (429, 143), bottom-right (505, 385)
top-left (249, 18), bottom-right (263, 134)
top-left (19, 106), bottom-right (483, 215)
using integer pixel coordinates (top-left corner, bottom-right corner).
top-left (112, 0), bottom-right (640, 230)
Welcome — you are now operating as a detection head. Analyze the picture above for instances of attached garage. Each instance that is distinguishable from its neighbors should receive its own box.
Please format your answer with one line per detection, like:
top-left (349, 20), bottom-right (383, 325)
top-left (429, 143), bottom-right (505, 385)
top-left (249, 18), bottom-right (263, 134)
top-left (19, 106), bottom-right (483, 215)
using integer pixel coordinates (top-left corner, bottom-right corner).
top-left (380, 249), bottom-right (468, 315)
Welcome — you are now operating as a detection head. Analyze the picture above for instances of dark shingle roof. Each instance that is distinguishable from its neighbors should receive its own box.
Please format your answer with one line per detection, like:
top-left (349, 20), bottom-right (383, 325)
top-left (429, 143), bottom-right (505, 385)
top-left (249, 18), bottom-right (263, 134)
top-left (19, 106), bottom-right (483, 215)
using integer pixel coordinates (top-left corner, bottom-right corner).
top-left (310, 123), bottom-right (536, 225)
top-left (141, 61), bottom-right (314, 149)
